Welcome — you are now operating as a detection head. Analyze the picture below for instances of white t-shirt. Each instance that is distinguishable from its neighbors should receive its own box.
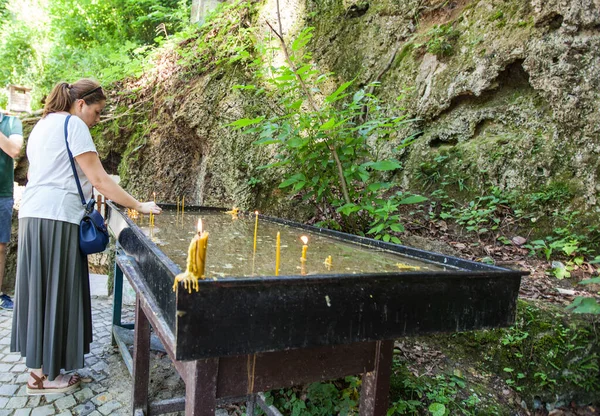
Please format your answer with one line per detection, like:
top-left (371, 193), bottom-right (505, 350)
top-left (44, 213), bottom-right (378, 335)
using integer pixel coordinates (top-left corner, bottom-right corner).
top-left (19, 113), bottom-right (97, 225)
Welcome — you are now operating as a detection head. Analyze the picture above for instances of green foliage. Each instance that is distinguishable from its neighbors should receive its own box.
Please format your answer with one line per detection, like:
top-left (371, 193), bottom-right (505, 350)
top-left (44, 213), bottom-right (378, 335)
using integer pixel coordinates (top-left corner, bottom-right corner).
top-left (258, 376), bottom-right (360, 416)
top-left (567, 297), bottom-right (600, 314)
top-left (173, 1), bottom-right (258, 75)
top-left (0, 0), bottom-right (191, 108)
top-left (231, 27), bottom-right (424, 237)
top-left (418, 152), bottom-right (600, 261)
top-left (387, 365), bottom-right (486, 415)
top-left (567, 274), bottom-right (600, 314)
top-left (455, 302), bottom-right (600, 396)
top-left (424, 23), bottom-right (460, 57)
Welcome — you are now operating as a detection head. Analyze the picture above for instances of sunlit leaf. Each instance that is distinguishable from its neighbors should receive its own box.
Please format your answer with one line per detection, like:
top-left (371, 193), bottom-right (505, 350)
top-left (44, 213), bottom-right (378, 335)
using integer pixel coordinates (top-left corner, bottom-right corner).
top-left (229, 117), bottom-right (265, 128)
top-left (368, 159), bottom-right (402, 171)
top-left (566, 297), bottom-right (600, 314)
top-left (279, 173), bottom-right (306, 188)
top-left (398, 195), bottom-right (428, 204)
top-left (325, 80), bottom-right (353, 103)
top-left (319, 118), bottom-right (336, 130)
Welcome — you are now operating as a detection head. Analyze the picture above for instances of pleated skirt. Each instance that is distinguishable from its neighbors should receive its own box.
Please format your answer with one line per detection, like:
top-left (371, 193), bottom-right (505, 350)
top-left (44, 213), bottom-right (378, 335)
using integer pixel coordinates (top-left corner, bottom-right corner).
top-left (10, 217), bottom-right (93, 381)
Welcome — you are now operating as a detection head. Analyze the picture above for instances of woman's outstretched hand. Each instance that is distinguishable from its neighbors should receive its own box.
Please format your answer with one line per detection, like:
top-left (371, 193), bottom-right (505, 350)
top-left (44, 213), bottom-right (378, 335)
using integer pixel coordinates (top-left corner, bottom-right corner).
top-left (137, 201), bottom-right (162, 215)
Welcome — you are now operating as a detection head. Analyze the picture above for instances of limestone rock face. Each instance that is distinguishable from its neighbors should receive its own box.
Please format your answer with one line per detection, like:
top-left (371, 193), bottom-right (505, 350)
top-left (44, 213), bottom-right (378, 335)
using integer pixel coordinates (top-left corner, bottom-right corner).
top-left (103, 0), bottom-right (600, 224)
top-left (307, 0), bottom-right (600, 212)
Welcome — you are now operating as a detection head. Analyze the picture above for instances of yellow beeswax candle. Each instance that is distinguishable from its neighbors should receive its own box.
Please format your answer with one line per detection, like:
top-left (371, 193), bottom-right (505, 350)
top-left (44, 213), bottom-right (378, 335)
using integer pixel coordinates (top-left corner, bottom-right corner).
top-left (173, 218), bottom-right (209, 293)
top-left (177, 196), bottom-right (180, 215)
top-left (275, 232), bottom-right (281, 276)
top-left (324, 255), bottom-right (332, 270)
top-left (194, 219), bottom-right (209, 279)
top-left (253, 211), bottom-right (259, 253)
top-left (300, 235), bottom-right (308, 262)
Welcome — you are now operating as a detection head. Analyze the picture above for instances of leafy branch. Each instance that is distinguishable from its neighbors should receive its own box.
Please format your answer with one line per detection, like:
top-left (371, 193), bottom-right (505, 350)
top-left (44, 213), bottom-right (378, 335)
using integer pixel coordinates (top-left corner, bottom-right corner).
top-left (265, 0), bottom-right (351, 205)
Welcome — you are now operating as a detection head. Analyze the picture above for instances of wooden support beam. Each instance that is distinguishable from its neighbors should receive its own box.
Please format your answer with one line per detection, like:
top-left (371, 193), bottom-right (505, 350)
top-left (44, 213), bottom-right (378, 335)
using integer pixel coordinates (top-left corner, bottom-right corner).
top-left (132, 296), bottom-right (151, 415)
top-left (184, 358), bottom-right (220, 415)
top-left (359, 340), bottom-right (394, 415)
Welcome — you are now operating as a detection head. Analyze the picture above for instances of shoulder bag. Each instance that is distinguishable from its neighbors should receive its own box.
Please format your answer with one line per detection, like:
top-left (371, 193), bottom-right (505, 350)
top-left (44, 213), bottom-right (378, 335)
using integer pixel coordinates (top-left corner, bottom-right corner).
top-left (64, 115), bottom-right (109, 255)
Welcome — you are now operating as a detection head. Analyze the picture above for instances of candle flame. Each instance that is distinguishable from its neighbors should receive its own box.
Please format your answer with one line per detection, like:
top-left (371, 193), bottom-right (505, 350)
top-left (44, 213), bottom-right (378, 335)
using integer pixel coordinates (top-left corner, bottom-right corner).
top-left (197, 218), bottom-right (203, 233)
top-left (300, 236), bottom-right (308, 245)
top-left (255, 210), bottom-right (259, 215)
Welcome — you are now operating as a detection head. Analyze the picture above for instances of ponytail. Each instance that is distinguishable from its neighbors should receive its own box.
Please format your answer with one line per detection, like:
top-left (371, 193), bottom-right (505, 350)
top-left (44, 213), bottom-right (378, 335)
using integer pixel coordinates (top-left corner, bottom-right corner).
top-left (43, 79), bottom-right (106, 118)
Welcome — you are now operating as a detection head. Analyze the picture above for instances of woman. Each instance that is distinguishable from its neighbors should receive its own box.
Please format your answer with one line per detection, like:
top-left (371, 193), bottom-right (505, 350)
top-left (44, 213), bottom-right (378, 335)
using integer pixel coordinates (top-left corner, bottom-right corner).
top-left (11, 79), bottom-right (161, 394)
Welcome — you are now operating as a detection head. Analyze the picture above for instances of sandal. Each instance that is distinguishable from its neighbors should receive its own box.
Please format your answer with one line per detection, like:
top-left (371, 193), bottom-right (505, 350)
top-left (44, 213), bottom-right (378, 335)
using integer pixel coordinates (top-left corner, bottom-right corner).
top-left (26, 372), bottom-right (81, 395)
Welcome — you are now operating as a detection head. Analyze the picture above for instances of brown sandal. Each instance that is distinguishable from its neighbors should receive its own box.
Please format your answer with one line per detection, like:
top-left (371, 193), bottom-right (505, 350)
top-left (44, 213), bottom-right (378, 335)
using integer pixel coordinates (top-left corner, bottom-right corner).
top-left (26, 372), bottom-right (81, 395)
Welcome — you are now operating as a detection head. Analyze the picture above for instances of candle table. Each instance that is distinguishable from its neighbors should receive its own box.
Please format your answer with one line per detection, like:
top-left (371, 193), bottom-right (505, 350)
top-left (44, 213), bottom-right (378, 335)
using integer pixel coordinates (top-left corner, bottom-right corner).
top-left (106, 202), bottom-right (524, 416)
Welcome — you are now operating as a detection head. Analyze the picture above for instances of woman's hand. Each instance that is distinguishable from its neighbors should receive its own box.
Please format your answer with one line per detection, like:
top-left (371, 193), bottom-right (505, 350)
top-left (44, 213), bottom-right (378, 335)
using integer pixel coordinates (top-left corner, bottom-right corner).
top-left (136, 202), bottom-right (162, 215)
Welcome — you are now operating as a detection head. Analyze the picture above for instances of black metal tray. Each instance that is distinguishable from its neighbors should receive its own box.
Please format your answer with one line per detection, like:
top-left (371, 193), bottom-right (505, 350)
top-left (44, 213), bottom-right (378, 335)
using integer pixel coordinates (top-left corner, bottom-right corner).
top-left (106, 202), bottom-right (523, 361)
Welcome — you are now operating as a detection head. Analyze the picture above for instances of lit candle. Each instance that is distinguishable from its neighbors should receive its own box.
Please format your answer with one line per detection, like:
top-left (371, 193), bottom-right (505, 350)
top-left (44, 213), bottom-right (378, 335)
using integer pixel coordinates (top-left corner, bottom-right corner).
top-left (193, 219), bottom-right (209, 280)
top-left (173, 218), bottom-right (209, 293)
top-left (300, 236), bottom-right (308, 262)
top-left (253, 211), bottom-right (259, 253)
top-left (177, 196), bottom-right (180, 215)
top-left (275, 232), bottom-right (281, 276)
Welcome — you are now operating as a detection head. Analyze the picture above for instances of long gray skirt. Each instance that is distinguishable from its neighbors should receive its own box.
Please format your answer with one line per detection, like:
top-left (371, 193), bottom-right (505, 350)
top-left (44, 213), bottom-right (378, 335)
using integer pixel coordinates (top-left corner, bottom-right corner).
top-left (10, 217), bottom-right (92, 381)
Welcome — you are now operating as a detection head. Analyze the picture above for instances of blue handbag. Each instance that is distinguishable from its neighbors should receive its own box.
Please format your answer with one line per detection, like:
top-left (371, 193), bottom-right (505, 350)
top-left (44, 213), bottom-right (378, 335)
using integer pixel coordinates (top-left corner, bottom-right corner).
top-left (64, 115), bottom-right (109, 255)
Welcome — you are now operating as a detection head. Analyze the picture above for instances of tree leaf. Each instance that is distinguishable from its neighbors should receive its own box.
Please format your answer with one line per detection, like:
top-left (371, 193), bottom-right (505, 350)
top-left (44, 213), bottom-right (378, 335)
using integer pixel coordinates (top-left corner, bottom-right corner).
top-left (566, 297), bottom-right (600, 314)
top-left (353, 89), bottom-right (365, 103)
top-left (319, 118), bottom-right (336, 130)
top-left (369, 159), bottom-right (402, 171)
top-left (429, 403), bottom-right (446, 416)
top-left (325, 80), bottom-right (353, 103)
top-left (367, 182), bottom-right (393, 192)
top-left (228, 117), bottom-right (265, 128)
top-left (390, 223), bottom-right (404, 232)
top-left (336, 203), bottom-right (361, 216)
top-left (279, 173), bottom-right (306, 189)
top-left (398, 195), bottom-right (428, 204)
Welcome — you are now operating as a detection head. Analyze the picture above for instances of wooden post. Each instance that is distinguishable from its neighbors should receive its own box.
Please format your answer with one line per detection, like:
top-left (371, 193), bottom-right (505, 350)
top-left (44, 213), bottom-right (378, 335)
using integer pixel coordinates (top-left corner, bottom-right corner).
top-left (184, 358), bottom-right (219, 415)
top-left (359, 340), bottom-right (394, 415)
top-left (96, 194), bottom-right (105, 218)
top-left (111, 258), bottom-right (123, 346)
top-left (132, 296), bottom-right (151, 415)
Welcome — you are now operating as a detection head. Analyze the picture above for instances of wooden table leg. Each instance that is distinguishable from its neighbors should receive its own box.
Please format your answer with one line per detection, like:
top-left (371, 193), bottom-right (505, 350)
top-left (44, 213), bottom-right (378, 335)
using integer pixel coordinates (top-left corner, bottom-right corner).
top-left (132, 296), bottom-right (151, 415)
top-left (184, 358), bottom-right (219, 415)
top-left (359, 340), bottom-right (394, 416)
top-left (246, 394), bottom-right (256, 416)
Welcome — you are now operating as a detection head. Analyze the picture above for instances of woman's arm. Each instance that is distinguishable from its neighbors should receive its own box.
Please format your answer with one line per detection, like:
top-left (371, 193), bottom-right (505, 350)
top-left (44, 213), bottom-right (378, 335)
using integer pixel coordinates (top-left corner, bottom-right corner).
top-left (75, 151), bottom-right (161, 215)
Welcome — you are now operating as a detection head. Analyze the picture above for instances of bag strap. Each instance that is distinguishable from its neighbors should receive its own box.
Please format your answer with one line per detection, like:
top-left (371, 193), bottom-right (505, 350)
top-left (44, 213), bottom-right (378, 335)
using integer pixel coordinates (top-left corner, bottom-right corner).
top-left (63, 115), bottom-right (87, 207)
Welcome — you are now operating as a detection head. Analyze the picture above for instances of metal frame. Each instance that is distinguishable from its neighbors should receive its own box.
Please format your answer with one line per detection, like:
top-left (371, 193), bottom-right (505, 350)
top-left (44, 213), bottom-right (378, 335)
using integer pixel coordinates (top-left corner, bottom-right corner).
top-left (112, 253), bottom-right (395, 415)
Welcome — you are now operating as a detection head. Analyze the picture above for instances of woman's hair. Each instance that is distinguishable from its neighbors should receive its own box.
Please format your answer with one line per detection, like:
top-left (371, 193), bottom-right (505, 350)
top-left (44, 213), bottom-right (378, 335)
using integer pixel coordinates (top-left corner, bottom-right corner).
top-left (43, 79), bottom-right (107, 117)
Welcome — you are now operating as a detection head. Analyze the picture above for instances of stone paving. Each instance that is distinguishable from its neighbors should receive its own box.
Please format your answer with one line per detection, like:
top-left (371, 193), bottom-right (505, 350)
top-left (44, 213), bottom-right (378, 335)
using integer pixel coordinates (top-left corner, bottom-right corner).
top-left (0, 296), bottom-right (136, 416)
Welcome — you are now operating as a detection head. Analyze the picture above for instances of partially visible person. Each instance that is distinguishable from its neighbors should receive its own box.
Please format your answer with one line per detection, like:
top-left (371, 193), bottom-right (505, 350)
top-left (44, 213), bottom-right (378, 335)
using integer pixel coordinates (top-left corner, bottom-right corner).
top-left (11, 79), bottom-right (161, 395)
top-left (0, 111), bottom-right (23, 310)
